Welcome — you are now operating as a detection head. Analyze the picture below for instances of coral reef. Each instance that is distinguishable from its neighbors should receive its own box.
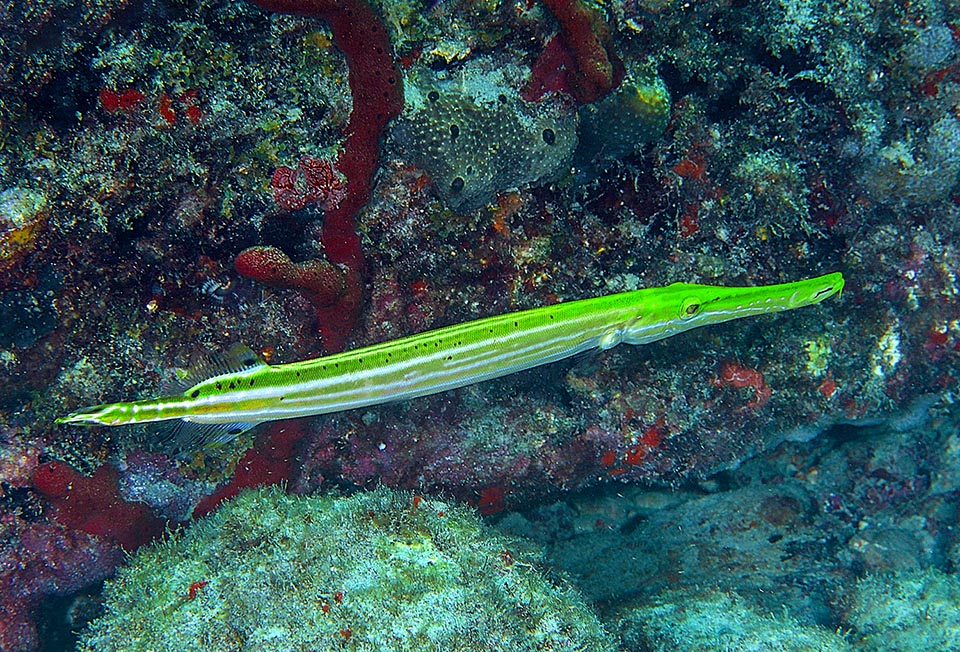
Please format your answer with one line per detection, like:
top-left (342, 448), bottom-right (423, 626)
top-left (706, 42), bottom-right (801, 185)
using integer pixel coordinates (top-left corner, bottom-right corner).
top-left (192, 421), bottom-right (306, 518)
top-left (0, 288), bottom-right (58, 350)
top-left (81, 486), bottom-right (612, 651)
top-left (268, 155), bottom-right (346, 212)
top-left (0, 188), bottom-right (49, 277)
top-left (1, 0), bottom-right (960, 647)
top-left (492, 403), bottom-right (960, 632)
top-left (0, 0), bottom-right (129, 132)
top-left (246, 0), bottom-right (403, 262)
top-left (858, 113), bottom-right (960, 207)
top-left (574, 65), bottom-right (670, 175)
top-left (233, 245), bottom-right (358, 351)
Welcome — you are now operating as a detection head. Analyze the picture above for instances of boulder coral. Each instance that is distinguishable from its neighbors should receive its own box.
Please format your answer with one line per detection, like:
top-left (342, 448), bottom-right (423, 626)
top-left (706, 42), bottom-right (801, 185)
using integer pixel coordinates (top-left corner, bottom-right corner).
top-left (81, 486), bottom-right (612, 652)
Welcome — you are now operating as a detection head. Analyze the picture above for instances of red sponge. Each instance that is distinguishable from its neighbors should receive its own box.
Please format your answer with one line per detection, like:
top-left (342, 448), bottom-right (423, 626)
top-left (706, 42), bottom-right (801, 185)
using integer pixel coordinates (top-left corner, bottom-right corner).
top-left (33, 461), bottom-right (166, 551)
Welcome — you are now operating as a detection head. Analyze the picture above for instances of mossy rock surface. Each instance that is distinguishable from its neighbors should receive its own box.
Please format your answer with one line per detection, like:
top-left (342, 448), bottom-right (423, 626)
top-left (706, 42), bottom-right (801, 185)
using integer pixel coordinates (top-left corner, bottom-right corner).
top-left (615, 588), bottom-right (852, 652)
top-left (848, 569), bottom-right (960, 652)
top-left (80, 486), bottom-right (611, 652)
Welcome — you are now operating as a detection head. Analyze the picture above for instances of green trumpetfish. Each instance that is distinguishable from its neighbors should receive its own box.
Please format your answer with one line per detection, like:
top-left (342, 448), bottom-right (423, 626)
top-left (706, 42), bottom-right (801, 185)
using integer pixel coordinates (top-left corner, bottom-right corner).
top-left (58, 273), bottom-right (844, 448)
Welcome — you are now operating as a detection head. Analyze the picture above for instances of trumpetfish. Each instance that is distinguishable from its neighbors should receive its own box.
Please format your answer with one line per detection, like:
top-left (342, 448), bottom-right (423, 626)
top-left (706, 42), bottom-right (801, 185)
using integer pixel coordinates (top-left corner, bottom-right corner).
top-left (58, 272), bottom-right (844, 448)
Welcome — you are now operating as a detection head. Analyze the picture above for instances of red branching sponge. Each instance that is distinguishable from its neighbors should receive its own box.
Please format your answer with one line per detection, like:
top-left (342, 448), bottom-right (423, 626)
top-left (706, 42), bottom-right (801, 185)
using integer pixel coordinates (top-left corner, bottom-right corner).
top-left (234, 245), bottom-right (344, 299)
top-left (234, 245), bottom-right (361, 351)
top-left (32, 461), bottom-right (166, 551)
top-left (240, 0), bottom-right (404, 350)
top-left (532, 0), bottom-right (625, 104)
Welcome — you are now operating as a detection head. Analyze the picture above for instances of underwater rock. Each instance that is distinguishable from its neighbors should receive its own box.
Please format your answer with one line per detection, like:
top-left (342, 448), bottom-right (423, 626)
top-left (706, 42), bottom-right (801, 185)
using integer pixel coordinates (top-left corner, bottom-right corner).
top-left (0, 187), bottom-right (49, 277)
top-left (615, 588), bottom-right (852, 652)
top-left (0, 0), bottom-right (128, 130)
top-left (0, 522), bottom-right (123, 652)
top-left (80, 486), bottom-right (612, 652)
top-left (847, 569), bottom-right (960, 652)
top-left (0, 289), bottom-right (58, 349)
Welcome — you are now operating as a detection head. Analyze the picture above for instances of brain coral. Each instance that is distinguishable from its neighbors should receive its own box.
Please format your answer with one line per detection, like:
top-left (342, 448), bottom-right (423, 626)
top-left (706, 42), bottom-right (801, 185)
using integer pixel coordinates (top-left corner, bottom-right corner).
top-left (80, 486), bottom-right (612, 652)
top-left (393, 88), bottom-right (577, 212)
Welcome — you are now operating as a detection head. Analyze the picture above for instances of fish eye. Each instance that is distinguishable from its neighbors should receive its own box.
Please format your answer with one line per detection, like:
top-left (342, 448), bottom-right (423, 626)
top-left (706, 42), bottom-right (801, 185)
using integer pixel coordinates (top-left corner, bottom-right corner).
top-left (680, 297), bottom-right (702, 319)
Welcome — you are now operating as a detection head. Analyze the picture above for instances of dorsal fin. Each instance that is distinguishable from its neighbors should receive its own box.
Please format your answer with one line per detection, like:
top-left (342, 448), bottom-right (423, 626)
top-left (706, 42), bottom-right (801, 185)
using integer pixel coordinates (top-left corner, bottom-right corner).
top-left (162, 344), bottom-right (267, 395)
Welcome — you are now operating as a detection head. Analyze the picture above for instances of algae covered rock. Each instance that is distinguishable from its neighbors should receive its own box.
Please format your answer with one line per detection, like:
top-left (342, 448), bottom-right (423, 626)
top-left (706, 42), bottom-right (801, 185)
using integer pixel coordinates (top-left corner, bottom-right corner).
top-left (80, 486), bottom-right (611, 652)
top-left (615, 588), bottom-right (852, 652)
top-left (847, 569), bottom-right (960, 652)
